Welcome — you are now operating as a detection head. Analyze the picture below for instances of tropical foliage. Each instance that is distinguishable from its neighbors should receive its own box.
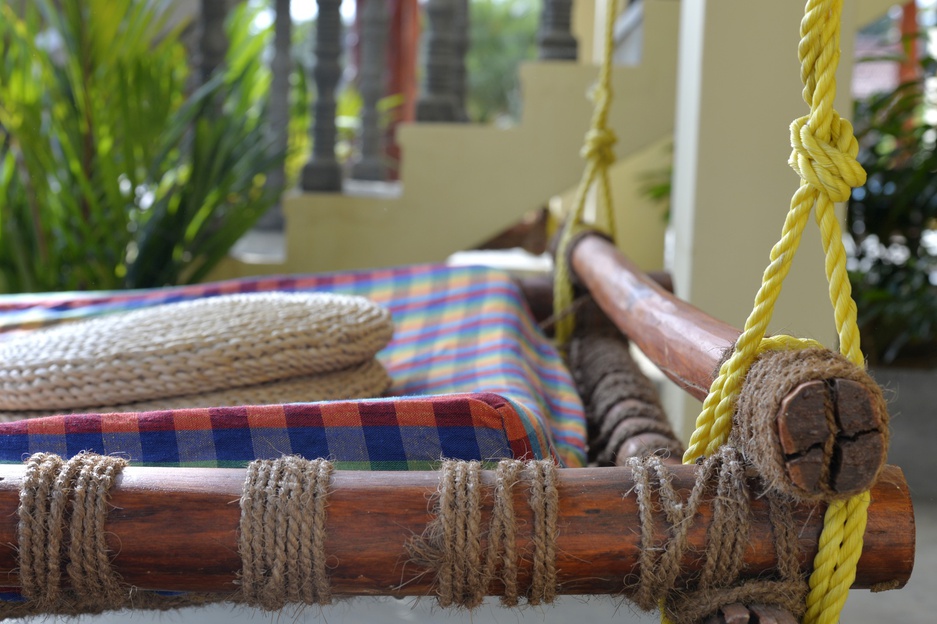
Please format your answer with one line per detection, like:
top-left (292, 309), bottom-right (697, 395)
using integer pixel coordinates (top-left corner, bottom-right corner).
top-left (0, 0), bottom-right (302, 292)
top-left (466, 0), bottom-right (539, 123)
top-left (848, 48), bottom-right (937, 365)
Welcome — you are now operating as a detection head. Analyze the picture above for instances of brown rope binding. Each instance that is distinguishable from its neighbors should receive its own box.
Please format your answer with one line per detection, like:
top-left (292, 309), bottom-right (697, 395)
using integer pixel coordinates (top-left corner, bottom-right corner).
top-left (627, 446), bottom-right (808, 624)
top-left (16, 453), bottom-right (128, 615)
top-left (407, 459), bottom-right (559, 608)
top-left (239, 456), bottom-right (335, 610)
top-left (729, 347), bottom-right (889, 501)
top-left (567, 308), bottom-right (682, 465)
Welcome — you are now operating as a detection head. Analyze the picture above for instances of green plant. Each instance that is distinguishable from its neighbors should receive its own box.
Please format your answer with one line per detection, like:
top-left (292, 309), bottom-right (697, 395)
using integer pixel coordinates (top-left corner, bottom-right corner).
top-left (0, 0), bottom-right (297, 292)
top-left (466, 0), bottom-right (538, 123)
top-left (639, 142), bottom-right (674, 223)
top-left (848, 47), bottom-right (937, 365)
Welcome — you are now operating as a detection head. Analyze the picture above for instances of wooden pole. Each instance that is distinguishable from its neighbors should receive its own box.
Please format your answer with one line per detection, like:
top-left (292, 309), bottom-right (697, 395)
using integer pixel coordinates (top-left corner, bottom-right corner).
top-left (0, 463), bottom-right (913, 596)
top-left (570, 234), bottom-right (738, 400)
top-left (568, 233), bottom-right (890, 497)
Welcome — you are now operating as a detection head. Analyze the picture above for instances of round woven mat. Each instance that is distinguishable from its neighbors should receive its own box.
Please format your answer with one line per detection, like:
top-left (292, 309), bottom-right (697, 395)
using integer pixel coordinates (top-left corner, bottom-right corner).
top-left (0, 359), bottom-right (392, 421)
top-left (0, 293), bottom-right (394, 411)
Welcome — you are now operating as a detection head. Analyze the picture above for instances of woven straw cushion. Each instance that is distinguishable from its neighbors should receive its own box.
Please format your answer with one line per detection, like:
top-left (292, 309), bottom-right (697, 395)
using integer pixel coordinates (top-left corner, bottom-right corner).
top-left (0, 293), bottom-right (394, 411)
top-left (0, 359), bottom-right (391, 421)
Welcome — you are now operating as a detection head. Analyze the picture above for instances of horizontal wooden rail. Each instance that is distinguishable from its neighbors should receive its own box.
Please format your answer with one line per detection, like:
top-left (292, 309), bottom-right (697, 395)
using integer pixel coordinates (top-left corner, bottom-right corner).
top-left (0, 464), bottom-right (913, 596)
top-left (570, 234), bottom-right (738, 400)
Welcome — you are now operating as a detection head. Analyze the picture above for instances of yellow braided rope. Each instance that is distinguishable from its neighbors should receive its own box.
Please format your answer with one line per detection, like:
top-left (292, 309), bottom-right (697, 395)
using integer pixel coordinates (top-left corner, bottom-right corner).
top-left (553, 0), bottom-right (619, 346)
top-left (683, 2), bottom-right (870, 624)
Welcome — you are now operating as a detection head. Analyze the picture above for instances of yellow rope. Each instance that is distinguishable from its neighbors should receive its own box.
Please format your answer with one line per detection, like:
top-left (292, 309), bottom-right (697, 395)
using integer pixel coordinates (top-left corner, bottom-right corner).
top-left (553, 0), bottom-right (619, 347)
top-left (683, 2), bottom-right (870, 624)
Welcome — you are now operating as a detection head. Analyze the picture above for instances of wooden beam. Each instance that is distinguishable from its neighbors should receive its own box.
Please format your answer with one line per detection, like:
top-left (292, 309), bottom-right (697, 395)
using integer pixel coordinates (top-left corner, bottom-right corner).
top-left (570, 234), bottom-right (739, 399)
top-left (0, 464), bottom-right (913, 596)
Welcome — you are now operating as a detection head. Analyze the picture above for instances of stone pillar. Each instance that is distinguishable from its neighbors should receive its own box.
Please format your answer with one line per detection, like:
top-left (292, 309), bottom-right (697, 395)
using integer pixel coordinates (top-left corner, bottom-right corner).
top-left (538, 0), bottom-right (578, 61)
top-left (302, 0), bottom-right (344, 192)
top-left (199, 0), bottom-right (229, 83)
top-left (351, 0), bottom-right (390, 181)
top-left (257, 0), bottom-right (292, 229)
top-left (452, 0), bottom-right (470, 121)
top-left (415, 0), bottom-right (458, 122)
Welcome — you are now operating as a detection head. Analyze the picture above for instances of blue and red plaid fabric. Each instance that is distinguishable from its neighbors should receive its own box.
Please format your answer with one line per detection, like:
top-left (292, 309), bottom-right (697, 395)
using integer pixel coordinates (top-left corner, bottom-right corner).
top-left (0, 393), bottom-right (551, 470)
top-left (0, 264), bottom-right (586, 467)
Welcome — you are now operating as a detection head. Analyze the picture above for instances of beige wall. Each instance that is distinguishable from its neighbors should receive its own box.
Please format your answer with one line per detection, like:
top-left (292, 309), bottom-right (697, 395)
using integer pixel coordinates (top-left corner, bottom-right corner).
top-left (279, 1), bottom-right (680, 274)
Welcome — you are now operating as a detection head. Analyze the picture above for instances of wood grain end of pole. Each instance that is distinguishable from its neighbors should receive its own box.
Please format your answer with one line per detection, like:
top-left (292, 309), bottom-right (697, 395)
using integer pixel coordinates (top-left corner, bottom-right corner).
top-left (568, 232), bottom-right (890, 499)
top-left (701, 603), bottom-right (799, 624)
top-left (777, 380), bottom-right (888, 497)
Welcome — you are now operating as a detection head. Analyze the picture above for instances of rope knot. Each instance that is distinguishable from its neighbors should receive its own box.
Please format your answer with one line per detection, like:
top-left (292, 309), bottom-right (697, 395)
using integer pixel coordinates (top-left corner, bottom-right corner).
top-left (581, 127), bottom-right (617, 168)
top-left (788, 113), bottom-right (866, 202)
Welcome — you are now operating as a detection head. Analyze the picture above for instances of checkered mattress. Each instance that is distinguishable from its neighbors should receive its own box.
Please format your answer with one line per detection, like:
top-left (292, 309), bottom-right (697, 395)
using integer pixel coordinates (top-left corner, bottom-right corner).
top-left (0, 264), bottom-right (586, 467)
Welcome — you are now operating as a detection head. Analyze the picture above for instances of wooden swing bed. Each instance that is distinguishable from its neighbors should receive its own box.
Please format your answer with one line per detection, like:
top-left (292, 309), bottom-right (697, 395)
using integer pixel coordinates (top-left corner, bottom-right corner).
top-left (0, 1), bottom-right (917, 623)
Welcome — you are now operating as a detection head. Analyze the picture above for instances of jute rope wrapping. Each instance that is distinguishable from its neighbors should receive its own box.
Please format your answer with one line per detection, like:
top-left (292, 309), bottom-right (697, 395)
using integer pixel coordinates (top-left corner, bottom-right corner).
top-left (238, 457), bottom-right (335, 610)
top-left (729, 347), bottom-right (889, 502)
top-left (5, 453), bottom-right (337, 617)
top-left (567, 327), bottom-right (682, 465)
top-left (0, 292), bottom-right (394, 412)
top-left (407, 459), bottom-right (559, 609)
top-left (628, 447), bottom-right (808, 624)
top-left (6, 452), bottom-right (817, 620)
top-left (16, 453), bottom-right (129, 615)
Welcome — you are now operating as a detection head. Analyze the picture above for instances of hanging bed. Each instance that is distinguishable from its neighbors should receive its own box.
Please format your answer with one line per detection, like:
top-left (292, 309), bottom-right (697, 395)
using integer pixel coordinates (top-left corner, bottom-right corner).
top-left (0, 0), bottom-right (917, 621)
top-left (0, 237), bottom-right (913, 622)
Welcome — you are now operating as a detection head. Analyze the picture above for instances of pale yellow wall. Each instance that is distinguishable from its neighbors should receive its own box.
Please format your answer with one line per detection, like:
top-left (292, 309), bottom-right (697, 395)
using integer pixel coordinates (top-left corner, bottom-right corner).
top-left (280, 1), bottom-right (680, 274)
top-left (572, 0), bottom-right (597, 64)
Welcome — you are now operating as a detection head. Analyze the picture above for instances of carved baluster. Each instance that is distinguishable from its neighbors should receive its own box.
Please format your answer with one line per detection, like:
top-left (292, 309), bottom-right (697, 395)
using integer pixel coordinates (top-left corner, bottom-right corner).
top-left (416, 0), bottom-right (458, 122)
top-left (351, 0), bottom-right (390, 181)
top-left (302, 0), bottom-right (345, 192)
top-left (257, 0), bottom-right (293, 229)
top-left (199, 0), bottom-right (229, 83)
top-left (538, 0), bottom-right (578, 61)
top-left (452, 0), bottom-right (470, 122)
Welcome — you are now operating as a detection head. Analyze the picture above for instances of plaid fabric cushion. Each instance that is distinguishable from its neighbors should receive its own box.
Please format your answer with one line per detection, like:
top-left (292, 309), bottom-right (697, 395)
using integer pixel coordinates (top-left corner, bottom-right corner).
top-left (0, 264), bottom-right (586, 467)
top-left (0, 393), bottom-right (553, 470)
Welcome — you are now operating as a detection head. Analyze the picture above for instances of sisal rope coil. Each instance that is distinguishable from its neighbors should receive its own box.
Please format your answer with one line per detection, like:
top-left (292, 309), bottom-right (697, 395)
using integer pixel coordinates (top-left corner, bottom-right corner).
top-left (0, 292), bottom-right (394, 411)
top-left (628, 446), bottom-right (807, 624)
top-left (567, 326), bottom-right (682, 464)
top-left (239, 457), bottom-right (335, 610)
top-left (407, 459), bottom-right (559, 609)
top-left (0, 358), bottom-right (391, 421)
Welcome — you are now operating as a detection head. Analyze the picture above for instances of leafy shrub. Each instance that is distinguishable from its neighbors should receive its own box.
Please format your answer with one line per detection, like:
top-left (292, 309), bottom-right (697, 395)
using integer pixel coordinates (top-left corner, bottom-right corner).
top-left (466, 0), bottom-right (538, 123)
top-left (848, 53), bottom-right (937, 365)
top-left (0, 0), bottom-right (299, 292)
